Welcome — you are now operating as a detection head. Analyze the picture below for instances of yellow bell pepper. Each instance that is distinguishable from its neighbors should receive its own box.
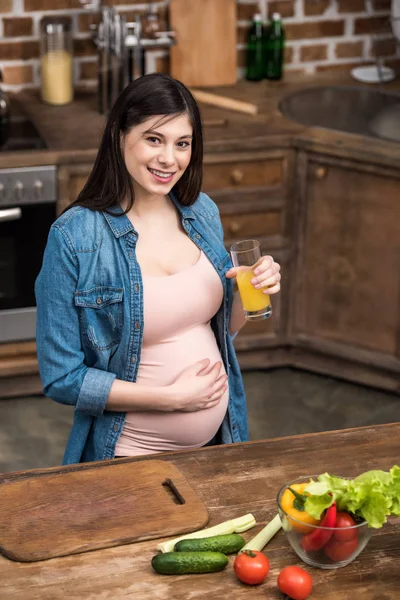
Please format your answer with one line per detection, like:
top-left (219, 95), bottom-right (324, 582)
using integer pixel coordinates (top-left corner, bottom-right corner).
top-left (280, 483), bottom-right (321, 534)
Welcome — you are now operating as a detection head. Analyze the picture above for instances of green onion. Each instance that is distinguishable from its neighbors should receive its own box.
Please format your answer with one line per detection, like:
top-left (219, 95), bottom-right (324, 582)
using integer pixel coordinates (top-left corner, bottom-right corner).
top-left (240, 514), bottom-right (282, 552)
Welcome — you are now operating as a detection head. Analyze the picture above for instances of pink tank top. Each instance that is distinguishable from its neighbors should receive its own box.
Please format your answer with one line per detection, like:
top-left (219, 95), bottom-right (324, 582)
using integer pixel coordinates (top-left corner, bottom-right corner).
top-left (115, 251), bottom-right (229, 456)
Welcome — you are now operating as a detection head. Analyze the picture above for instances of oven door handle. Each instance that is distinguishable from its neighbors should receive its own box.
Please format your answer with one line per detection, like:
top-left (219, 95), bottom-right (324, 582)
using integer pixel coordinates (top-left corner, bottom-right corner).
top-left (0, 207), bottom-right (22, 222)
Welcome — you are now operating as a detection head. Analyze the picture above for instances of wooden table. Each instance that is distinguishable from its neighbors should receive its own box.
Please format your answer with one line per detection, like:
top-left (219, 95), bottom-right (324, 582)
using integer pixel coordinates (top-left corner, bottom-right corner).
top-left (2, 423), bottom-right (399, 599)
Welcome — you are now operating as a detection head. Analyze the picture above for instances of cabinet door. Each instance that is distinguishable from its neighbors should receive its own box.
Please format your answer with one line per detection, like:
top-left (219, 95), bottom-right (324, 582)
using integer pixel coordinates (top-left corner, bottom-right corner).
top-left (293, 153), bottom-right (400, 370)
top-left (57, 164), bottom-right (93, 214)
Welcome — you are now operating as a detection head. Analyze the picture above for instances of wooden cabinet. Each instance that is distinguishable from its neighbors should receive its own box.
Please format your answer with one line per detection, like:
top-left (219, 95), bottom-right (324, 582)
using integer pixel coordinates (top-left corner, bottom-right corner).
top-left (57, 164), bottom-right (93, 215)
top-left (203, 155), bottom-right (285, 190)
top-left (290, 151), bottom-right (400, 391)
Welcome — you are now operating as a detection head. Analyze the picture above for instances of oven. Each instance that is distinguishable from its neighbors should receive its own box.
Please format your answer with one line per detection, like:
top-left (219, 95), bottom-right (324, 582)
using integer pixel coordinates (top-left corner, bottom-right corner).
top-left (0, 165), bottom-right (57, 343)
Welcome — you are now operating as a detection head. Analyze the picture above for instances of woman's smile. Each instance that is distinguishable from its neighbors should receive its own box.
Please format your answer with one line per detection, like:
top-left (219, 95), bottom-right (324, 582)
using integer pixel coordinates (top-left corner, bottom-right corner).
top-left (147, 167), bottom-right (176, 184)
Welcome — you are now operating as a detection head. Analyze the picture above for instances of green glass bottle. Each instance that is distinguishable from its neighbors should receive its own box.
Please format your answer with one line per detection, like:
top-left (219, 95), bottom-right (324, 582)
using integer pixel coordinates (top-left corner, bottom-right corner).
top-left (264, 13), bottom-right (285, 81)
top-left (246, 13), bottom-right (264, 82)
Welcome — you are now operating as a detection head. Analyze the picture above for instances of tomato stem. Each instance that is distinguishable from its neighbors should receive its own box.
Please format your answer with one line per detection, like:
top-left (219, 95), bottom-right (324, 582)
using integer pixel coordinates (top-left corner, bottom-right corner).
top-left (241, 549), bottom-right (257, 558)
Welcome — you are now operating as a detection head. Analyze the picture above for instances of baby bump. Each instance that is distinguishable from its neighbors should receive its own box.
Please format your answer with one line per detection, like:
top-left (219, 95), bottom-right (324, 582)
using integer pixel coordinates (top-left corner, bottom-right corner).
top-left (119, 325), bottom-right (229, 451)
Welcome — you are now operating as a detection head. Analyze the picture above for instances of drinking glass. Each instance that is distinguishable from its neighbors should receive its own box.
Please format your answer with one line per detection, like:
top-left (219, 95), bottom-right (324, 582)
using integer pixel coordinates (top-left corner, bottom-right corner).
top-left (230, 239), bottom-right (272, 321)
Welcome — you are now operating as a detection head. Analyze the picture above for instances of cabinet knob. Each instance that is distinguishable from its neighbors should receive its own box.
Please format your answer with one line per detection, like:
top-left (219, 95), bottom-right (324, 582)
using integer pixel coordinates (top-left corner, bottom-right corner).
top-left (228, 220), bottom-right (242, 234)
top-left (231, 168), bottom-right (244, 184)
top-left (315, 166), bottom-right (328, 180)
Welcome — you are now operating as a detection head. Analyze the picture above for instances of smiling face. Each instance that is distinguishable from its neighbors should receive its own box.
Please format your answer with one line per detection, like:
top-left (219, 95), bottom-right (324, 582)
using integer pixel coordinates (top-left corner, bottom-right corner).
top-left (121, 112), bottom-right (193, 201)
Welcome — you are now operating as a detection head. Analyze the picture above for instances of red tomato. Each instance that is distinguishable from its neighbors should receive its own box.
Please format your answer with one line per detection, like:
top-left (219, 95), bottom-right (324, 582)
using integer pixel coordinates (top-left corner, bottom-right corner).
top-left (324, 536), bottom-right (359, 562)
top-left (233, 550), bottom-right (270, 585)
top-left (333, 511), bottom-right (358, 542)
top-left (277, 566), bottom-right (313, 600)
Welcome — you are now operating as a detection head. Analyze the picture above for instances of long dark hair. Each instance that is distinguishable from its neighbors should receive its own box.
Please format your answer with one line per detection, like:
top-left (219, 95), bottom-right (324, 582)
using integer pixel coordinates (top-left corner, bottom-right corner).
top-left (67, 73), bottom-right (203, 213)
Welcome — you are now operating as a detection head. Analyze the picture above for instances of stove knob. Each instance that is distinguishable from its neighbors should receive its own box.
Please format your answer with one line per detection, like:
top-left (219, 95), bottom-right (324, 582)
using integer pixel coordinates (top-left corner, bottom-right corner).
top-left (14, 181), bottom-right (24, 201)
top-left (34, 180), bottom-right (44, 198)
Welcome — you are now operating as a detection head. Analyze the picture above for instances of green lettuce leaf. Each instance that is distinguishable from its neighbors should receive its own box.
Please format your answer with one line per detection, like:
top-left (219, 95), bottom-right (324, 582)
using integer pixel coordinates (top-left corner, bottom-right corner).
top-left (388, 465), bottom-right (400, 516)
top-left (304, 492), bottom-right (333, 520)
top-left (303, 465), bottom-right (400, 528)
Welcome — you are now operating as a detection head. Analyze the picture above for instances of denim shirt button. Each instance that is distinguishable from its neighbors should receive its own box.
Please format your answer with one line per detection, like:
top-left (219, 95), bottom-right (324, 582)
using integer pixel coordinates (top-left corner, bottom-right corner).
top-left (232, 424), bottom-right (237, 431)
top-left (218, 265), bottom-right (222, 270)
top-left (135, 321), bottom-right (140, 330)
top-left (113, 424), bottom-right (119, 433)
top-left (96, 297), bottom-right (102, 305)
top-left (135, 284), bottom-right (139, 293)
top-left (129, 251), bottom-right (133, 258)
top-left (131, 355), bottom-right (137, 363)
top-left (196, 234), bottom-right (200, 239)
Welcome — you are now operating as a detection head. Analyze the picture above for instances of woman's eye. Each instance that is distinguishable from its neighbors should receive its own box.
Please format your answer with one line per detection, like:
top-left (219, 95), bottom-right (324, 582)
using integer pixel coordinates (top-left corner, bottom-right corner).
top-left (177, 141), bottom-right (191, 148)
top-left (147, 136), bottom-right (161, 144)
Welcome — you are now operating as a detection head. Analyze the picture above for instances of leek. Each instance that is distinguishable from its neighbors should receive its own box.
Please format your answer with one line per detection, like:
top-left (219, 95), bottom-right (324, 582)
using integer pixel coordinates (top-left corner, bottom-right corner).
top-left (156, 513), bottom-right (256, 553)
top-left (240, 514), bottom-right (282, 552)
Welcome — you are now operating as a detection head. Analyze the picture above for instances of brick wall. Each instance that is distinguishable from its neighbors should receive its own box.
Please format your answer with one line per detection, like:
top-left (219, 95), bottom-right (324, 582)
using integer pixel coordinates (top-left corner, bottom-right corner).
top-left (0, 0), bottom-right (398, 91)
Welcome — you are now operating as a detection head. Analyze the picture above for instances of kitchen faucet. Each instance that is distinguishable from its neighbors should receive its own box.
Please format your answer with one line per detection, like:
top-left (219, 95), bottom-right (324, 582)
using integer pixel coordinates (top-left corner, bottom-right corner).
top-left (80, 0), bottom-right (176, 114)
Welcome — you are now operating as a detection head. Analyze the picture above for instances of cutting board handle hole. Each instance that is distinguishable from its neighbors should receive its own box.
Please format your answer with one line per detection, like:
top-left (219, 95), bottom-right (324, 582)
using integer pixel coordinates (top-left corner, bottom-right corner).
top-left (162, 478), bottom-right (185, 505)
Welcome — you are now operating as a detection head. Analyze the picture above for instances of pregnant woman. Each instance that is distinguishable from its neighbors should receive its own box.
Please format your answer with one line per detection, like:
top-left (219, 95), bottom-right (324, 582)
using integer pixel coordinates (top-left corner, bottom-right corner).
top-left (35, 74), bottom-right (281, 464)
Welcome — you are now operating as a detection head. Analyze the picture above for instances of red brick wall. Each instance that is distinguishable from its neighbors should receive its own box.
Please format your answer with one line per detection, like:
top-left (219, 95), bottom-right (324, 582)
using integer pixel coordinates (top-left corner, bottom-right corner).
top-left (0, 0), bottom-right (398, 90)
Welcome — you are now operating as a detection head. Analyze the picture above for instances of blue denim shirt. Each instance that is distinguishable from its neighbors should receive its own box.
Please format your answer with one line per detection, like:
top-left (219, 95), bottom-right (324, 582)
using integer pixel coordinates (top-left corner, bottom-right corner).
top-left (35, 192), bottom-right (248, 465)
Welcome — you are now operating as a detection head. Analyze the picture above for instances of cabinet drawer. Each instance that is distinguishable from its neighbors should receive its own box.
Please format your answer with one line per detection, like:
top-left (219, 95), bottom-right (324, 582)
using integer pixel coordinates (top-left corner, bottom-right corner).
top-left (221, 210), bottom-right (282, 239)
top-left (203, 158), bottom-right (284, 190)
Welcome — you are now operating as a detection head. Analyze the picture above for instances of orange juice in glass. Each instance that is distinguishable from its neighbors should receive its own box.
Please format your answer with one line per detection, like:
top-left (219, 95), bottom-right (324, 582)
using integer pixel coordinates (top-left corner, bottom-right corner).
top-left (230, 240), bottom-right (271, 321)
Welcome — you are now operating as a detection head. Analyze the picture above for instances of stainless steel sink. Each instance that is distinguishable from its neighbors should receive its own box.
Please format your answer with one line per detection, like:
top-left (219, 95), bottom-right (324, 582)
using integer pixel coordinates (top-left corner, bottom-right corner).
top-left (279, 85), bottom-right (400, 144)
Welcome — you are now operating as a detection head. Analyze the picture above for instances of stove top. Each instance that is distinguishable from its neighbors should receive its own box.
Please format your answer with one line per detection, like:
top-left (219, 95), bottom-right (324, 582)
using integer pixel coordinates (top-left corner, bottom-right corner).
top-left (0, 115), bottom-right (47, 152)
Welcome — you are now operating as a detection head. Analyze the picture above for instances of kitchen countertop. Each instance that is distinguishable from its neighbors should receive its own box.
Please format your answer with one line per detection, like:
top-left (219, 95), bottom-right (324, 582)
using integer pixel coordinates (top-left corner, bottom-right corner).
top-left (1, 422), bottom-right (399, 599)
top-left (4, 70), bottom-right (400, 170)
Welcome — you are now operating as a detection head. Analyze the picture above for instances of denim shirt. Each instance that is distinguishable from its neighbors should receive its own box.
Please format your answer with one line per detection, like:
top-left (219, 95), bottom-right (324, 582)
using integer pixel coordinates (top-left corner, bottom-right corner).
top-left (35, 192), bottom-right (248, 465)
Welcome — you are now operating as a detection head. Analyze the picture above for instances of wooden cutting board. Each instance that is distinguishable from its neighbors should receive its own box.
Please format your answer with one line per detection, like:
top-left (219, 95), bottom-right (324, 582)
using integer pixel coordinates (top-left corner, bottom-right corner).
top-left (169, 0), bottom-right (237, 87)
top-left (0, 459), bottom-right (209, 562)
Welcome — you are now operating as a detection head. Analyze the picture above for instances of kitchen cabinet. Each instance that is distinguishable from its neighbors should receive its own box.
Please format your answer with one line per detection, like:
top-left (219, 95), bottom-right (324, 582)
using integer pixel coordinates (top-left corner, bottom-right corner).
top-left (58, 164), bottom-right (94, 215)
top-left (290, 151), bottom-right (400, 391)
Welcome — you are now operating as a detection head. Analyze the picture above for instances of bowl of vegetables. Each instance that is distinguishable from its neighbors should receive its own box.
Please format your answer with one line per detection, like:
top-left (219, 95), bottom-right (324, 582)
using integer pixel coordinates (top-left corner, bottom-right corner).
top-left (277, 467), bottom-right (400, 569)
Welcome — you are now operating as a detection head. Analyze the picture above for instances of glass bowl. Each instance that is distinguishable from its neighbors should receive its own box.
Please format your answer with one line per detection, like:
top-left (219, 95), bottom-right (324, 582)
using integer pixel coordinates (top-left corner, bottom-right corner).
top-left (277, 475), bottom-right (373, 569)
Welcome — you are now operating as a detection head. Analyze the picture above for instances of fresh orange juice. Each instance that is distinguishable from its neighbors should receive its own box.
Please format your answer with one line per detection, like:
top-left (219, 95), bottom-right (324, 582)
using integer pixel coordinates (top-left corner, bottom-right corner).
top-left (236, 268), bottom-right (271, 312)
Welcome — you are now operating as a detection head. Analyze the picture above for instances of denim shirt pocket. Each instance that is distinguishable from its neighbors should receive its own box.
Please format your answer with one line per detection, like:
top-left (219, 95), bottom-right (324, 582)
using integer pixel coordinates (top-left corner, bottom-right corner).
top-left (74, 286), bottom-right (124, 350)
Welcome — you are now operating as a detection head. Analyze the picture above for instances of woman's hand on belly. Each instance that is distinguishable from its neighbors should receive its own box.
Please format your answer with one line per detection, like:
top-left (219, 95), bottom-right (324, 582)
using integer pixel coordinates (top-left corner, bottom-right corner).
top-left (164, 358), bottom-right (228, 412)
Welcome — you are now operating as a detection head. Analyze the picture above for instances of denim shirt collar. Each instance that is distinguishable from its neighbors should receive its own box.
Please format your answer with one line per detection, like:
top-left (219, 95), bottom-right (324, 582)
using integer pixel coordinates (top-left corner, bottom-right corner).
top-left (102, 192), bottom-right (195, 238)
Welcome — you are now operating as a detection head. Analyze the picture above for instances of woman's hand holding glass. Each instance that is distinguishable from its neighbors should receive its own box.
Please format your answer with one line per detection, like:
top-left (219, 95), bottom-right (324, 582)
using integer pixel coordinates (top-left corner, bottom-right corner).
top-left (226, 247), bottom-right (281, 321)
top-left (167, 359), bottom-right (228, 412)
top-left (247, 255), bottom-right (281, 294)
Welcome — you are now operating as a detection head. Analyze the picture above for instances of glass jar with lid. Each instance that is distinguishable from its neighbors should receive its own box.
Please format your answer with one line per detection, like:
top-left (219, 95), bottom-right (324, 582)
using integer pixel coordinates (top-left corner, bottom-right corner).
top-left (40, 16), bottom-right (73, 105)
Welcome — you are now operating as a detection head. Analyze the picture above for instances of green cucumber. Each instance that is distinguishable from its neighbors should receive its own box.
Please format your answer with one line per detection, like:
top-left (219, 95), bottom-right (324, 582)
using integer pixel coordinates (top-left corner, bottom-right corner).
top-left (151, 551), bottom-right (228, 575)
top-left (174, 533), bottom-right (245, 554)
